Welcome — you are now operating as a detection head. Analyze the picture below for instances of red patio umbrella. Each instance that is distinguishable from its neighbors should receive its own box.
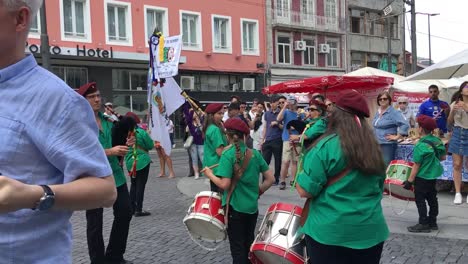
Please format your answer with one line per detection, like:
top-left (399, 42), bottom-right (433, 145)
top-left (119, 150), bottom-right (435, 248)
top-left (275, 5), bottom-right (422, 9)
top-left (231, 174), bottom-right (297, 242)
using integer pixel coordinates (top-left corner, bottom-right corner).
top-left (262, 75), bottom-right (394, 95)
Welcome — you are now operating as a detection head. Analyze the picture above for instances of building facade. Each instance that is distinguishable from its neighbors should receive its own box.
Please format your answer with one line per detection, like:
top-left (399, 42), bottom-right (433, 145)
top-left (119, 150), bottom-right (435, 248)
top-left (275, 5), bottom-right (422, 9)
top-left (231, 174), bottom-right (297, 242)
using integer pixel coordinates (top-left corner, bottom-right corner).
top-left (346, 0), bottom-right (404, 73)
top-left (27, 0), bottom-right (267, 118)
top-left (266, 0), bottom-right (347, 85)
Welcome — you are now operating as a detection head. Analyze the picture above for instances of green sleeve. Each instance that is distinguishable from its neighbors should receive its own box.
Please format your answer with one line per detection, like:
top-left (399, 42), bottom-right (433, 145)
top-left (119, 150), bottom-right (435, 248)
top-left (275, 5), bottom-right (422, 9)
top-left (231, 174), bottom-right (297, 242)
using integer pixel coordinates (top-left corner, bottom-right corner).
top-left (216, 151), bottom-right (234, 178)
top-left (304, 119), bottom-right (327, 140)
top-left (255, 150), bottom-right (270, 172)
top-left (297, 150), bottom-right (327, 197)
top-left (138, 129), bottom-right (154, 150)
top-left (413, 143), bottom-right (430, 164)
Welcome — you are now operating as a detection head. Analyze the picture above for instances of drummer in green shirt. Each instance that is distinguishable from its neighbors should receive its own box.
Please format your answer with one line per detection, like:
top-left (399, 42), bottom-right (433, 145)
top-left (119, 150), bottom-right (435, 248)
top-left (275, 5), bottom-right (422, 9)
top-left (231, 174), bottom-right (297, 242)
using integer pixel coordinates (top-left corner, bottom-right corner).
top-left (290, 99), bottom-right (328, 145)
top-left (202, 103), bottom-right (228, 192)
top-left (204, 118), bottom-right (275, 263)
top-left (296, 91), bottom-right (389, 264)
top-left (403, 115), bottom-right (447, 233)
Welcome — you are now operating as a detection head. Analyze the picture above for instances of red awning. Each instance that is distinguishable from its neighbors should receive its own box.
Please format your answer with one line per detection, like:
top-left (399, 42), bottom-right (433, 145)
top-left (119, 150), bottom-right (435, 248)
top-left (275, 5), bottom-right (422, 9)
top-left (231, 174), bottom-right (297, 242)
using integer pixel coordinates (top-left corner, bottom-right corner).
top-left (262, 75), bottom-right (394, 94)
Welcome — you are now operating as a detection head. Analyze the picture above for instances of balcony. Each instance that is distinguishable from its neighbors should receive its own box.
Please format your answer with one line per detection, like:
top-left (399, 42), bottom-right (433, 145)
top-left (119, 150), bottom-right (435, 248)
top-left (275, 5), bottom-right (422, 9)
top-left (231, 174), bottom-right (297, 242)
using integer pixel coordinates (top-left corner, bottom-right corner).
top-left (271, 9), bottom-right (346, 34)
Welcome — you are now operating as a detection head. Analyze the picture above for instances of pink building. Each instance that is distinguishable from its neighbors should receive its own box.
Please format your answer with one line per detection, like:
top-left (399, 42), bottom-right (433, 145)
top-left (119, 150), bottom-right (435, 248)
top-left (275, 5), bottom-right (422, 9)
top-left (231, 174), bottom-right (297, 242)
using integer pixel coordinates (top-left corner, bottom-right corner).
top-left (266, 0), bottom-right (347, 84)
top-left (27, 0), bottom-right (267, 116)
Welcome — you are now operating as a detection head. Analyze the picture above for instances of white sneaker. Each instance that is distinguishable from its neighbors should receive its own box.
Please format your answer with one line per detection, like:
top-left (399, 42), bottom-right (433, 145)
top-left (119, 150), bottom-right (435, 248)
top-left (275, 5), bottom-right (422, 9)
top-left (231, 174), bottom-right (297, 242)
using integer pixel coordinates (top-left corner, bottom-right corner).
top-left (454, 193), bottom-right (462, 204)
top-left (194, 175), bottom-right (199, 180)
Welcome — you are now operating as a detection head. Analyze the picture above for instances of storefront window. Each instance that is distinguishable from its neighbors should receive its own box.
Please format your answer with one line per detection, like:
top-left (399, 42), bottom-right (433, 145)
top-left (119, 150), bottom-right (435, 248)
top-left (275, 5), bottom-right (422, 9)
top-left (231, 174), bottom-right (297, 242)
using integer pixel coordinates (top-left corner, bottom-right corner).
top-left (51, 66), bottom-right (88, 88)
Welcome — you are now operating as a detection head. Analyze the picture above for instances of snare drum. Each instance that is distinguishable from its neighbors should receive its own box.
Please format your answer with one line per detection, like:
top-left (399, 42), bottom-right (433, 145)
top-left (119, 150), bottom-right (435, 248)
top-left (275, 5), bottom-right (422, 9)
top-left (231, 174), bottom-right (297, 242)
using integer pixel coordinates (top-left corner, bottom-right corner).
top-left (183, 191), bottom-right (226, 242)
top-left (250, 203), bottom-right (307, 264)
top-left (384, 160), bottom-right (415, 201)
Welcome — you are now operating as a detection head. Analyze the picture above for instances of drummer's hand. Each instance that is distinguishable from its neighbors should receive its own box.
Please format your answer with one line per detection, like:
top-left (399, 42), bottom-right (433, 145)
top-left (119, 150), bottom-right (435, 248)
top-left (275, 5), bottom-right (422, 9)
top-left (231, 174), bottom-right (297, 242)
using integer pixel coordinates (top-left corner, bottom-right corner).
top-left (203, 167), bottom-right (213, 178)
top-left (290, 135), bottom-right (300, 142)
top-left (402, 180), bottom-right (413, 190)
top-left (126, 135), bottom-right (136, 146)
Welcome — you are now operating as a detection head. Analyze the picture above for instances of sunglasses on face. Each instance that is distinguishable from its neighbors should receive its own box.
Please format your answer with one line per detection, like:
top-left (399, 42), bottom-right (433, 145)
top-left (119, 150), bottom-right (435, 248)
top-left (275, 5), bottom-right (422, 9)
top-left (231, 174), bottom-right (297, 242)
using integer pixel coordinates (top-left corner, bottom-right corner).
top-left (326, 104), bottom-right (332, 107)
top-left (278, 101), bottom-right (285, 104)
top-left (399, 102), bottom-right (408, 105)
top-left (378, 97), bottom-right (389, 101)
top-left (309, 108), bottom-right (319, 112)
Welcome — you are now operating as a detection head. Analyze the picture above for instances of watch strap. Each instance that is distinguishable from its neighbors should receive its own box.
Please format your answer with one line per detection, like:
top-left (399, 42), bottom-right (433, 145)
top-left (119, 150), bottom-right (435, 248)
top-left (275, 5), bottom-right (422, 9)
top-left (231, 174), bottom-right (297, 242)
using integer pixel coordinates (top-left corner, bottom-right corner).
top-left (40, 185), bottom-right (54, 196)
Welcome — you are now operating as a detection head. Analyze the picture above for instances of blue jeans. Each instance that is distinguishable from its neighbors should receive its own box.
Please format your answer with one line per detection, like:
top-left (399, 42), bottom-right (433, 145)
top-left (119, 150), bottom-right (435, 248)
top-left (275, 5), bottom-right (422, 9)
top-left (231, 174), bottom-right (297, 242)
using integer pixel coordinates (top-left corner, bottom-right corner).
top-left (380, 143), bottom-right (397, 166)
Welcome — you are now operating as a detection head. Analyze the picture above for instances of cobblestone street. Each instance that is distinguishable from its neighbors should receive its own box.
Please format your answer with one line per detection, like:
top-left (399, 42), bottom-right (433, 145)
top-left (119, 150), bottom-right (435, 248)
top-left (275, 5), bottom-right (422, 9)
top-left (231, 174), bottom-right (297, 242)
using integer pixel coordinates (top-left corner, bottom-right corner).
top-left (71, 151), bottom-right (468, 264)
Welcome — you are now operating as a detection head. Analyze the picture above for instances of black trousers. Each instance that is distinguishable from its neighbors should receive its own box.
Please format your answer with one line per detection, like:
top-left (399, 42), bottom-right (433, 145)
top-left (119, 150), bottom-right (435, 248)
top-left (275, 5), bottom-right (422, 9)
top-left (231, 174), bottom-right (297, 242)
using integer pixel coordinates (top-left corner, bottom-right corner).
top-left (262, 138), bottom-right (282, 183)
top-left (86, 184), bottom-right (133, 264)
top-left (414, 177), bottom-right (438, 225)
top-left (129, 164), bottom-right (150, 213)
top-left (305, 235), bottom-right (384, 264)
top-left (187, 148), bottom-right (195, 176)
top-left (227, 207), bottom-right (258, 264)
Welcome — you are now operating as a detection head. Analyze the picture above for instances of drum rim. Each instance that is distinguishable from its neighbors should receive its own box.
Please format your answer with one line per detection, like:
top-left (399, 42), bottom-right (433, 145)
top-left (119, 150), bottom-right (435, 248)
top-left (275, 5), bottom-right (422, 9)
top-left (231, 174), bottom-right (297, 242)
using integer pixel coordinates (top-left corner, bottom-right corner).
top-left (267, 202), bottom-right (303, 216)
top-left (389, 160), bottom-right (415, 166)
top-left (383, 179), bottom-right (416, 201)
top-left (183, 213), bottom-right (225, 227)
top-left (250, 242), bottom-right (305, 263)
top-left (195, 191), bottom-right (222, 200)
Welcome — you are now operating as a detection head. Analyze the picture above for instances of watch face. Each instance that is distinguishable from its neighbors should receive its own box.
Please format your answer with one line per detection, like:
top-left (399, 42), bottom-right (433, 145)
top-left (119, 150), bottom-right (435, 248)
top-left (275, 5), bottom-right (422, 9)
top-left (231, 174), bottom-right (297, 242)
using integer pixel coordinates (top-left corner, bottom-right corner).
top-left (38, 195), bottom-right (55, 211)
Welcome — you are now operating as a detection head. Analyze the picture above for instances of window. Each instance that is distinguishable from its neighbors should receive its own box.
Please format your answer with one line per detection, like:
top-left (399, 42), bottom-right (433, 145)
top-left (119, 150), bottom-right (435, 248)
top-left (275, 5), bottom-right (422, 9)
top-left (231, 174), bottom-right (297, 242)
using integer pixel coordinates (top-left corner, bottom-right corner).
top-left (302, 0), bottom-right (314, 22)
top-left (145, 6), bottom-right (168, 40)
top-left (303, 38), bottom-right (315, 65)
top-left (276, 34), bottom-right (291, 64)
top-left (212, 15), bottom-right (232, 53)
top-left (60, 0), bottom-right (91, 42)
top-left (105, 1), bottom-right (132, 45)
top-left (325, 0), bottom-right (337, 28)
top-left (241, 19), bottom-right (259, 55)
top-left (326, 40), bottom-right (339, 67)
top-left (180, 11), bottom-right (202, 51)
top-left (52, 66), bottom-right (88, 88)
top-left (29, 12), bottom-right (40, 37)
top-left (276, 0), bottom-right (290, 20)
top-left (351, 17), bottom-right (361, 33)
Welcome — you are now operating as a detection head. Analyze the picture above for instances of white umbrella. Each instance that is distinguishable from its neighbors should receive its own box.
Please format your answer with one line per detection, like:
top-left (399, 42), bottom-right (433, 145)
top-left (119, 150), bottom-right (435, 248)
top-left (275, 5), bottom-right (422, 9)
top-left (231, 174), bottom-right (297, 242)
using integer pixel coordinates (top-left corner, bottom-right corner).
top-left (404, 49), bottom-right (468, 81)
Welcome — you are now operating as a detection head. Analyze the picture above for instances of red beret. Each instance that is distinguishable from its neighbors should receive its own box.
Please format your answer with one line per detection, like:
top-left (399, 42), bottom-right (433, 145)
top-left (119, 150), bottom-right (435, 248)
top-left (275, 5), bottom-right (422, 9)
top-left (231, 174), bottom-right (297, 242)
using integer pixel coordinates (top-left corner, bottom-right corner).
top-left (417, 115), bottom-right (437, 131)
top-left (335, 90), bottom-right (370, 117)
top-left (309, 99), bottom-right (327, 111)
top-left (125, 112), bottom-right (141, 124)
top-left (224, 118), bottom-right (250, 135)
top-left (205, 103), bottom-right (224, 114)
top-left (77, 82), bottom-right (97, 97)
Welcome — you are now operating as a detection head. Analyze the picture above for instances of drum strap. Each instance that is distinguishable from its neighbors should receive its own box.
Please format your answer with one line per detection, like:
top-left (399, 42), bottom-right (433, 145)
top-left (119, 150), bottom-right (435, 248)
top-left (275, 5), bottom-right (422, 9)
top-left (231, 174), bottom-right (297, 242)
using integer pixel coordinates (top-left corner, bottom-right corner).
top-left (299, 166), bottom-right (351, 227)
top-left (420, 139), bottom-right (440, 158)
top-left (224, 149), bottom-right (253, 225)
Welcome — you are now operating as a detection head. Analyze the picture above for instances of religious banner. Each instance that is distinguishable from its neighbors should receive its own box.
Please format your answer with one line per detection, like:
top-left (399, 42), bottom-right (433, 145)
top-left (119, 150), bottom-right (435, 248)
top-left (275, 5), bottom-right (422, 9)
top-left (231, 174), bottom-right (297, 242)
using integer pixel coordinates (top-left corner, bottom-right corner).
top-left (149, 34), bottom-right (182, 79)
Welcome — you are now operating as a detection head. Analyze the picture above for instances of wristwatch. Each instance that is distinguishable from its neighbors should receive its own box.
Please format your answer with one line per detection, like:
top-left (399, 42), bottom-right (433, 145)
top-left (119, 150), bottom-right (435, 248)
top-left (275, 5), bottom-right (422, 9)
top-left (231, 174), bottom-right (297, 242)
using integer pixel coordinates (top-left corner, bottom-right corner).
top-left (32, 185), bottom-right (55, 211)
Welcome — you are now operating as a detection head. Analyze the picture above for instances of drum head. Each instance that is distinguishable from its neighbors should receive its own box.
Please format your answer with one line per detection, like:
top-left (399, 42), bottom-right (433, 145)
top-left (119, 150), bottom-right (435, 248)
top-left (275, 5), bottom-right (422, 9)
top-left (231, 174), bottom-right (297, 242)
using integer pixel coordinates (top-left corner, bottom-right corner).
top-left (183, 215), bottom-right (226, 242)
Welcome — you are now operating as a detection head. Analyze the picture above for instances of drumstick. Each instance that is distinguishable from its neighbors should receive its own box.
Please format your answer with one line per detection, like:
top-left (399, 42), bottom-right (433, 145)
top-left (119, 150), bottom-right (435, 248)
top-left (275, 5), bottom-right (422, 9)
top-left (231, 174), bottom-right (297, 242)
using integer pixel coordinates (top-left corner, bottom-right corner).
top-left (200, 164), bottom-right (219, 173)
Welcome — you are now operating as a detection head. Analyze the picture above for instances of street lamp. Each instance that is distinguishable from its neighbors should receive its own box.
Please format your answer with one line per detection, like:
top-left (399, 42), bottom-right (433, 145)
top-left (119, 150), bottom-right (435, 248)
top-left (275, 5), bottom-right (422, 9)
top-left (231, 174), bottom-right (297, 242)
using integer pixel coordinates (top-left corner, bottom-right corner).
top-left (416, 12), bottom-right (440, 66)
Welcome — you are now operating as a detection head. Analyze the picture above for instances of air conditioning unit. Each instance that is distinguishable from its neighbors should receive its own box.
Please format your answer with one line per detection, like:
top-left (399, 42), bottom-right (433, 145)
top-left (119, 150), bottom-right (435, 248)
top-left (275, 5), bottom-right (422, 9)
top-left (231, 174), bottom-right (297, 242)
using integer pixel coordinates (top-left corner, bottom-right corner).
top-left (242, 78), bottom-right (255, 91)
top-left (318, 44), bottom-right (330, 53)
top-left (180, 76), bottom-right (194, 90)
top-left (232, 83), bottom-right (239, 92)
top-left (294, 40), bottom-right (306, 51)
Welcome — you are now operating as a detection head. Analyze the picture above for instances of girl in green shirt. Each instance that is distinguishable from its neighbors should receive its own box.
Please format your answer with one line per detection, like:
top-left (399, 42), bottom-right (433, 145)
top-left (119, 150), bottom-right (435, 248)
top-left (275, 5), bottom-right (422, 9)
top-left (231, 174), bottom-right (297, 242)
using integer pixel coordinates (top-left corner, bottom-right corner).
top-left (204, 118), bottom-right (275, 264)
top-left (296, 91), bottom-right (389, 264)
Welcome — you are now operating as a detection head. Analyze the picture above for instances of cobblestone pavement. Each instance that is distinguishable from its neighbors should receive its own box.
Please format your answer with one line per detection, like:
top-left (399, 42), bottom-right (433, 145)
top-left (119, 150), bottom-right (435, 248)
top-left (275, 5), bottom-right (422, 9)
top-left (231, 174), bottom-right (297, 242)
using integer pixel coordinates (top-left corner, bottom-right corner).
top-left (71, 151), bottom-right (468, 264)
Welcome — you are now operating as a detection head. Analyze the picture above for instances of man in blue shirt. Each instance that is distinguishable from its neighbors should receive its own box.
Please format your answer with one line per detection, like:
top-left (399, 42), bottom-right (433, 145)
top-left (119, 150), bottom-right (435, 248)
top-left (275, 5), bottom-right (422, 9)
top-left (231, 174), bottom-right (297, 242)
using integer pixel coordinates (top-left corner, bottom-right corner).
top-left (0, 2), bottom-right (117, 263)
top-left (261, 96), bottom-right (284, 185)
top-left (417, 85), bottom-right (450, 135)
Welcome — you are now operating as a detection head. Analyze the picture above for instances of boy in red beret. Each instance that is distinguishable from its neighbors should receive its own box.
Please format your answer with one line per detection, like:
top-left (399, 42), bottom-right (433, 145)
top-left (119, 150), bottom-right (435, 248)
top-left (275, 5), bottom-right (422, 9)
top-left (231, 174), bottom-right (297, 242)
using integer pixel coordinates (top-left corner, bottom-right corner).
top-left (403, 115), bottom-right (447, 233)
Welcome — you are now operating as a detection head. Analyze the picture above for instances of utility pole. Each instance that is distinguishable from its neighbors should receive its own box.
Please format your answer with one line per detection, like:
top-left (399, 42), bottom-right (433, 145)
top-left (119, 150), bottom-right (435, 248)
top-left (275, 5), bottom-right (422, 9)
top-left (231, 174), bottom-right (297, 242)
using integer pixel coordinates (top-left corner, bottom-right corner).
top-left (387, 17), bottom-right (392, 73)
top-left (402, 6), bottom-right (406, 76)
top-left (410, 0), bottom-right (417, 73)
top-left (39, 1), bottom-right (51, 70)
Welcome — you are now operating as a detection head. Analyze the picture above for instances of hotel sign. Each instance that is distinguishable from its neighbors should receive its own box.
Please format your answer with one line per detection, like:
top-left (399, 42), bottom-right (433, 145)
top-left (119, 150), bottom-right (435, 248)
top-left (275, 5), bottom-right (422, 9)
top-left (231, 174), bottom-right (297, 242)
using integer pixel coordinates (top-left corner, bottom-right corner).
top-left (25, 43), bottom-right (114, 58)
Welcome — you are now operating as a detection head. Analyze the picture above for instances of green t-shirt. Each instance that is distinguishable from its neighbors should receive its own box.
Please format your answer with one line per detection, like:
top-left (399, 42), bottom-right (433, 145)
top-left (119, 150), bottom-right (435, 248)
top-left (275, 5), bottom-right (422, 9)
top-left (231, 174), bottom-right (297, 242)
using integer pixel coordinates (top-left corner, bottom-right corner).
top-left (98, 112), bottom-right (126, 187)
top-left (216, 142), bottom-right (269, 214)
top-left (203, 124), bottom-right (227, 174)
top-left (125, 127), bottom-right (154, 171)
top-left (297, 134), bottom-right (389, 249)
top-left (413, 134), bottom-right (446, 180)
top-left (303, 118), bottom-right (327, 141)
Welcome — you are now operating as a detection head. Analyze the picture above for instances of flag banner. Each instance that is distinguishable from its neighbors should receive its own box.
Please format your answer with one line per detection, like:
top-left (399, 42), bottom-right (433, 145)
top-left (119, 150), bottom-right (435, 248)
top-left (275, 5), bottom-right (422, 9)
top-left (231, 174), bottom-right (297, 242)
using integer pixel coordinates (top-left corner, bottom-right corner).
top-left (148, 76), bottom-right (185, 156)
top-left (149, 35), bottom-right (182, 79)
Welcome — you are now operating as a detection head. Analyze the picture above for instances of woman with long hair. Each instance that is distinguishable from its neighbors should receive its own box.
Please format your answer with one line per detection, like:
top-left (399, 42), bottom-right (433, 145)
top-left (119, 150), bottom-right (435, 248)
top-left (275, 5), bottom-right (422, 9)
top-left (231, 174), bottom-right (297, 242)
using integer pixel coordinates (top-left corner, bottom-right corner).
top-left (204, 118), bottom-right (275, 263)
top-left (296, 90), bottom-right (389, 264)
top-left (203, 103), bottom-right (228, 192)
top-left (373, 91), bottom-right (409, 165)
top-left (124, 112), bottom-right (154, 217)
top-left (448, 81), bottom-right (468, 204)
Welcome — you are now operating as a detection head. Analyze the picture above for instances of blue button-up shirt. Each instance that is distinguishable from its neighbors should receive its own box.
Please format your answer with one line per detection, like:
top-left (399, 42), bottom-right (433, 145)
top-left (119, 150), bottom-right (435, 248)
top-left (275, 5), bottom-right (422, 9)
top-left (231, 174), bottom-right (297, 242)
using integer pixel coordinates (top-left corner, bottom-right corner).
top-left (0, 55), bottom-right (112, 264)
top-left (373, 106), bottom-right (410, 144)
